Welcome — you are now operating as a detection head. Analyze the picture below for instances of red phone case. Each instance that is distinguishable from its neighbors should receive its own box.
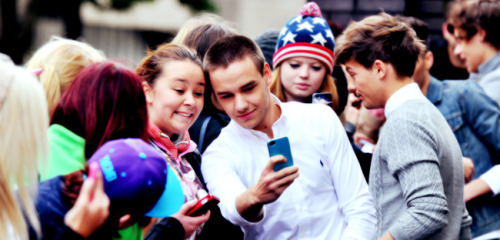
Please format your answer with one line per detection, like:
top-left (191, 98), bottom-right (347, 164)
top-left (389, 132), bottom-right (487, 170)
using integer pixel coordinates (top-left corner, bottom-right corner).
top-left (187, 193), bottom-right (220, 216)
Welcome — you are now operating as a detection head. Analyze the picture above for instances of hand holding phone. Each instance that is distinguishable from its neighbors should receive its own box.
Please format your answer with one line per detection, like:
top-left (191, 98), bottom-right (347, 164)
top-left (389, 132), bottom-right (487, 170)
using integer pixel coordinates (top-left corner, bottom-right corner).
top-left (267, 137), bottom-right (294, 172)
top-left (186, 190), bottom-right (220, 216)
top-left (312, 92), bottom-right (333, 106)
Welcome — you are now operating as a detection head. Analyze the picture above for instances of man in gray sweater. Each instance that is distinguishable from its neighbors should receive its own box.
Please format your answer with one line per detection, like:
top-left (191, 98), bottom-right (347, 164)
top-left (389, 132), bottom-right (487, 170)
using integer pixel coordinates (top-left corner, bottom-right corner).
top-left (335, 13), bottom-right (472, 240)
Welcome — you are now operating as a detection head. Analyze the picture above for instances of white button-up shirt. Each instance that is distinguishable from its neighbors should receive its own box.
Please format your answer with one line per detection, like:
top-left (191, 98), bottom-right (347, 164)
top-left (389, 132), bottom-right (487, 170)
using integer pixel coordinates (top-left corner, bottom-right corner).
top-left (202, 97), bottom-right (376, 240)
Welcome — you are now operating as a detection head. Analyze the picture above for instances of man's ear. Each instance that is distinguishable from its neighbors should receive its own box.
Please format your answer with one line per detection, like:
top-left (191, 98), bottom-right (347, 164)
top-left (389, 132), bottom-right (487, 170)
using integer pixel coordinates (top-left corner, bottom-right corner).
top-left (373, 60), bottom-right (388, 80)
top-left (477, 28), bottom-right (487, 42)
top-left (264, 62), bottom-right (272, 86)
top-left (142, 81), bottom-right (153, 104)
top-left (424, 51), bottom-right (434, 71)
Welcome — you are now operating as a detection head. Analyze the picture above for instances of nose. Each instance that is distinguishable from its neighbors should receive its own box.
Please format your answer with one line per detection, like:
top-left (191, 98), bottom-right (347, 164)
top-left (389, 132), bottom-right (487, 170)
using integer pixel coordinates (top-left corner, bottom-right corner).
top-left (235, 94), bottom-right (249, 113)
top-left (454, 42), bottom-right (464, 59)
top-left (299, 66), bottom-right (309, 79)
top-left (184, 92), bottom-right (195, 106)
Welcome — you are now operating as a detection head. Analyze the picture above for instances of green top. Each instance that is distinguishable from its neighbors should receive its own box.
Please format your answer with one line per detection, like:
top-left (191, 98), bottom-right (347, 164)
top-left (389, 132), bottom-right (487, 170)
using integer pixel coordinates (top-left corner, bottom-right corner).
top-left (40, 124), bottom-right (143, 240)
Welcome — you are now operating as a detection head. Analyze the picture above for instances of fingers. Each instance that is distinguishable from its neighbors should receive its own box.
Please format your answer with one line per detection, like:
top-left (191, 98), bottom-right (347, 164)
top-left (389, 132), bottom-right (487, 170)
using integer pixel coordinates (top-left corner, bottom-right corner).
top-left (180, 200), bottom-right (198, 214)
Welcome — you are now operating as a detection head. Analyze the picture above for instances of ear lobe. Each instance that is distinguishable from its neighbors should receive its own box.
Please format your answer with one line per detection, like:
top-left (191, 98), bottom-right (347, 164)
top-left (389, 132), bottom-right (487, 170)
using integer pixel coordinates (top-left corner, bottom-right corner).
top-left (142, 82), bottom-right (154, 104)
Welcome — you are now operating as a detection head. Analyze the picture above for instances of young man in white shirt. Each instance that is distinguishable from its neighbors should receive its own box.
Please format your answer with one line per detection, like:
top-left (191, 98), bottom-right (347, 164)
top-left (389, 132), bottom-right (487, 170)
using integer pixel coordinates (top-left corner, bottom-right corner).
top-left (335, 13), bottom-right (471, 240)
top-left (201, 35), bottom-right (376, 240)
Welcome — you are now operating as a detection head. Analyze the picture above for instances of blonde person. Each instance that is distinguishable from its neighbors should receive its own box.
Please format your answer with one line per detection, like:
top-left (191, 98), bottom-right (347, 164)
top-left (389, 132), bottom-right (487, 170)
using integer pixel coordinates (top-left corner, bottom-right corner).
top-left (26, 36), bottom-right (105, 118)
top-left (269, 2), bottom-right (340, 115)
top-left (0, 59), bottom-right (108, 240)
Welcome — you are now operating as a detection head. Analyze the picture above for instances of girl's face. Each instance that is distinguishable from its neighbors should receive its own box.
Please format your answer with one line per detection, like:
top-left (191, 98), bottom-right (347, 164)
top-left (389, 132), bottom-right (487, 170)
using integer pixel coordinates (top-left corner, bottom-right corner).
top-left (280, 57), bottom-right (327, 102)
top-left (145, 60), bottom-right (205, 137)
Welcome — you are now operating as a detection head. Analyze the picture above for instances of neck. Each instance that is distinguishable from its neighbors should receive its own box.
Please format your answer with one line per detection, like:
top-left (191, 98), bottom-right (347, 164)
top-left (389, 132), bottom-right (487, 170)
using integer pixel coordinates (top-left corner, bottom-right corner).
top-left (384, 76), bottom-right (414, 105)
top-left (253, 97), bottom-right (281, 139)
top-left (419, 74), bottom-right (431, 96)
top-left (482, 45), bottom-right (499, 66)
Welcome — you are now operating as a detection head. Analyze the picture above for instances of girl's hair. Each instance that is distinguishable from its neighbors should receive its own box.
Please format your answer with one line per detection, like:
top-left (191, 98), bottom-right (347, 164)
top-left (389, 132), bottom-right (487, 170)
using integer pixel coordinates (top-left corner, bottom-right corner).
top-left (51, 61), bottom-right (148, 159)
top-left (269, 64), bottom-right (340, 114)
top-left (171, 13), bottom-right (237, 45)
top-left (182, 23), bottom-right (237, 114)
top-left (136, 43), bottom-right (202, 87)
top-left (0, 62), bottom-right (48, 239)
top-left (26, 36), bottom-right (106, 118)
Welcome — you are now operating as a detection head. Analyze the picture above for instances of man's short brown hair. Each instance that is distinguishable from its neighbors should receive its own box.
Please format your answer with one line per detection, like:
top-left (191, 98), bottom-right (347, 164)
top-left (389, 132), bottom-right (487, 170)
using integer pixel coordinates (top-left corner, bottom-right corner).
top-left (448, 0), bottom-right (500, 48)
top-left (334, 12), bottom-right (426, 78)
top-left (203, 35), bottom-right (265, 75)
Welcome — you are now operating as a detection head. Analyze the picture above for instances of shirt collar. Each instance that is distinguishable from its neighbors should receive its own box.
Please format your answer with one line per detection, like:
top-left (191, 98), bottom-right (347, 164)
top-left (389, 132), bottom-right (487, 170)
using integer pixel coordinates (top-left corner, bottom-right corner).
top-left (471, 51), bottom-right (500, 81)
top-left (384, 82), bottom-right (427, 118)
top-left (426, 76), bottom-right (443, 105)
top-left (479, 51), bottom-right (500, 74)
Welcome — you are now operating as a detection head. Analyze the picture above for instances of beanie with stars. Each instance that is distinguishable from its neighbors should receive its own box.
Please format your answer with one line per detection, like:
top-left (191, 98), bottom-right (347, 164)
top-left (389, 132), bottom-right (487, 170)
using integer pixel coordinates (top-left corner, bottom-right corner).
top-left (273, 2), bottom-right (335, 73)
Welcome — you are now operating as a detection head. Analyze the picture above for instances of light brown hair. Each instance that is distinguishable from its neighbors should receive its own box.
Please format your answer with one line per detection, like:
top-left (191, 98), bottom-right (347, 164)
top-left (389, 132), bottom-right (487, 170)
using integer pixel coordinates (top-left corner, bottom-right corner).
top-left (136, 43), bottom-right (202, 87)
top-left (334, 12), bottom-right (426, 78)
top-left (448, 0), bottom-right (500, 48)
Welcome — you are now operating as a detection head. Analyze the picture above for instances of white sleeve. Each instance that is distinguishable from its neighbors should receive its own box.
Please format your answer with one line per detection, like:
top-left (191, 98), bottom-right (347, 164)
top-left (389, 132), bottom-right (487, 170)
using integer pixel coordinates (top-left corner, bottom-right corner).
top-left (480, 165), bottom-right (500, 196)
top-left (201, 139), bottom-right (265, 227)
top-left (326, 109), bottom-right (377, 240)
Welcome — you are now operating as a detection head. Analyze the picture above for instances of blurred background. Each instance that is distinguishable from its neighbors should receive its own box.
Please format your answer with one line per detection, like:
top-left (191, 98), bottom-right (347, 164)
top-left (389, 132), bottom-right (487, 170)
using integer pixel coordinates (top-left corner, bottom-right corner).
top-left (0, 0), bottom-right (466, 79)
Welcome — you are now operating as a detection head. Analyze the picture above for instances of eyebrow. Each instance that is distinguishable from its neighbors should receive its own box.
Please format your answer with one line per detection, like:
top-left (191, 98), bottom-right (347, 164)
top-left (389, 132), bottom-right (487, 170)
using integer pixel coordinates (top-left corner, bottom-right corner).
top-left (174, 78), bottom-right (205, 86)
top-left (216, 80), bottom-right (256, 96)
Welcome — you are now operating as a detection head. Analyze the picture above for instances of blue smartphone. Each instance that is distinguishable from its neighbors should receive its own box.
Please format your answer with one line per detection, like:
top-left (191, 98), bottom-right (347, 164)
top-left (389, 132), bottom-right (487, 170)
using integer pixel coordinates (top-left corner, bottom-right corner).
top-left (267, 137), bottom-right (294, 172)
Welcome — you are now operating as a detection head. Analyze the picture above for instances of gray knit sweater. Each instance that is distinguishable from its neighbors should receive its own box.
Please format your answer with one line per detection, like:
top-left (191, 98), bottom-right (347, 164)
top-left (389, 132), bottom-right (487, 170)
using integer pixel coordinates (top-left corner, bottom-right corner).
top-left (369, 99), bottom-right (472, 240)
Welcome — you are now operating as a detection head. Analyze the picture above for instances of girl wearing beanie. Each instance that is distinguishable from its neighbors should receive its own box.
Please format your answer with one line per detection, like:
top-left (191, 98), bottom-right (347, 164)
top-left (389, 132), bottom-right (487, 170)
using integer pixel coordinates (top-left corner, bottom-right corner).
top-left (270, 2), bottom-right (340, 114)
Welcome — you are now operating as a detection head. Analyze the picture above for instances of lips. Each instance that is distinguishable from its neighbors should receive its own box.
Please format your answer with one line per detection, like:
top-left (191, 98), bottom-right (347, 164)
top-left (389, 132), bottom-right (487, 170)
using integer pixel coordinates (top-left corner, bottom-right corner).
top-left (175, 111), bottom-right (193, 121)
top-left (237, 110), bottom-right (255, 121)
top-left (295, 83), bottom-right (310, 90)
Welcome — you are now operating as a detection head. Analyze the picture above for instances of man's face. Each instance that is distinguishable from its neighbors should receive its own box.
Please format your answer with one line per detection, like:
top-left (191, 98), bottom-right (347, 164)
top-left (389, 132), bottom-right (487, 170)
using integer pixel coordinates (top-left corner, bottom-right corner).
top-left (342, 59), bottom-right (385, 109)
top-left (209, 56), bottom-right (271, 130)
top-left (454, 27), bottom-right (487, 73)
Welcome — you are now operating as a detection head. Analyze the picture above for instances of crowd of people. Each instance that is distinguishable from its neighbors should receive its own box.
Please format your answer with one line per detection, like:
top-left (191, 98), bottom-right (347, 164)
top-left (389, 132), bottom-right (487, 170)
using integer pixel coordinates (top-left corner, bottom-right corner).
top-left (1, 0), bottom-right (499, 239)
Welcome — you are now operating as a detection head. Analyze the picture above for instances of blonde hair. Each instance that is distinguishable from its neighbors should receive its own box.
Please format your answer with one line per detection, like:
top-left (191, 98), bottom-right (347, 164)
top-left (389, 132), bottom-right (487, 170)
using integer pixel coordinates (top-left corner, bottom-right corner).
top-left (269, 64), bottom-right (340, 114)
top-left (26, 36), bottom-right (106, 118)
top-left (171, 13), bottom-right (237, 44)
top-left (0, 62), bottom-right (48, 239)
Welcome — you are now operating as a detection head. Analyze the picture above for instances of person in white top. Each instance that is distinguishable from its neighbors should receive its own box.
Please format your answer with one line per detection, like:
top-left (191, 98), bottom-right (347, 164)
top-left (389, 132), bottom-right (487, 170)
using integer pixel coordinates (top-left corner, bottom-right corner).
top-left (200, 35), bottom-right (376, 240)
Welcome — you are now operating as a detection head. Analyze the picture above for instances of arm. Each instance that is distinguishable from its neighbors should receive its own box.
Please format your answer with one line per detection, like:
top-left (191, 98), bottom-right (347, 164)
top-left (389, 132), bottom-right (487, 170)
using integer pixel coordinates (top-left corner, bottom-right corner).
top-left (385, 120), bottom-right (449, 240)
top-left (327, 108), bottom-right (377, 239)
top-left (464, 164), bottom-right (500, 202)
top-left (235, 155), bottom-right (299, 222)
top-left (63, 162), bottom-right (110, 238)
top-left (201, 141), bottom-right (298, 226)
top-left (462, 81), bottom-right (500, 160)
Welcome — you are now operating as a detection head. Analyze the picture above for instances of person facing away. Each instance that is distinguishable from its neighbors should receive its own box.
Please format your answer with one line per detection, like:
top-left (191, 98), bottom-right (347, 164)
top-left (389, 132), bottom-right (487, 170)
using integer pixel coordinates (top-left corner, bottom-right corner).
top-left (335, 12), bottom-right (472, 240)
top-left (399, 15), bottom-right (500, 240)
top-left (25, 36), bottom-right (105, 118)
top-left (448, 0), bottom-right (500, 106)
top-left (201, 34), bottom-right (376, 240)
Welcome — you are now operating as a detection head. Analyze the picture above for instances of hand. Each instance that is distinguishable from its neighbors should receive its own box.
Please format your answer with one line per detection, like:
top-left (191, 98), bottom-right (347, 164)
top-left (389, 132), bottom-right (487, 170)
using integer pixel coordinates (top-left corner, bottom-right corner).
top-left (463, 157), bottom-right (475, 183)
top-left (171, 200), bottom-right (210, 239)
top-left (464, 178), bottom-right (492, 202)
top-left (235, 155), bottom-right (299, 222)
top-left (249, 155), bottom-right (299, 205)
top-left (345, 93), bottom-right (362, 125)
top-left (64, 162), bottom-right (110, 238)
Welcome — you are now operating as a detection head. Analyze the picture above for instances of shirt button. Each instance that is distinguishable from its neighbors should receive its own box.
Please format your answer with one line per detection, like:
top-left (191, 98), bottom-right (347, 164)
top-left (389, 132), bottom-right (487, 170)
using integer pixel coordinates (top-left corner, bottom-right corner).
top-left (301, 234), bottom-right (305, 238)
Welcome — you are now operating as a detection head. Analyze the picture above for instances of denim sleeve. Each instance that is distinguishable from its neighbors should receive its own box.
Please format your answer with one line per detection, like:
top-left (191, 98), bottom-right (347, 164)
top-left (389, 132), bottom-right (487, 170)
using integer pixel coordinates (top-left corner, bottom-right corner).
top-left (462, 81), bottom-right (500, 161)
